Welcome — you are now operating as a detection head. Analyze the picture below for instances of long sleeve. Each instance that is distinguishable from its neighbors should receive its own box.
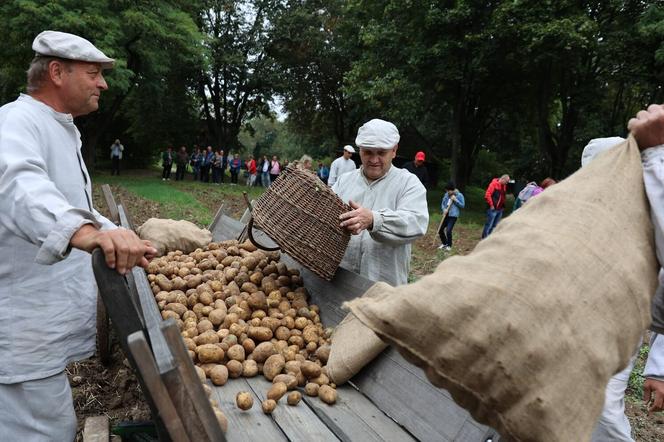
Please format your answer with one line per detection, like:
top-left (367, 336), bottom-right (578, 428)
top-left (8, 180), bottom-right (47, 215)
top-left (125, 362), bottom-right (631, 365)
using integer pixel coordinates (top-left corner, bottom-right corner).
top-left (328, 159), bottom-right (340, 186)
top-left (454, 192), bottom-right (465, 209)
top-left (369, 176), bottom-right (429, 245)
top-left (644, 333), bottom-right (664, 380)
top-left (484, 181), bottom-right (494, 207)
top-left (441, 194), bottom-right (449, 212)
top-left (0, 110), bottom-right (100, 265)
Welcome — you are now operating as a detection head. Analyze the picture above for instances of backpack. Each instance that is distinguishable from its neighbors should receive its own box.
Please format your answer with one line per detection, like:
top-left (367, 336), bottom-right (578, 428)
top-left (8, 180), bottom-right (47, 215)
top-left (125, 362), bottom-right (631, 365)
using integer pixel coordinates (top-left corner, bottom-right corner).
top-left (517, 182), bottom-right (540, 203)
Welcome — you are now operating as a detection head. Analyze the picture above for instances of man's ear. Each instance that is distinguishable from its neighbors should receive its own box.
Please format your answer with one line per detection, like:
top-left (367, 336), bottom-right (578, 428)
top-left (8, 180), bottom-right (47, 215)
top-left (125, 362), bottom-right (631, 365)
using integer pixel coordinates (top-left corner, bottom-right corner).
top-left (48, 60), bottom-right (67, 86)
top-left (392, 144), bottom-right (399, 158)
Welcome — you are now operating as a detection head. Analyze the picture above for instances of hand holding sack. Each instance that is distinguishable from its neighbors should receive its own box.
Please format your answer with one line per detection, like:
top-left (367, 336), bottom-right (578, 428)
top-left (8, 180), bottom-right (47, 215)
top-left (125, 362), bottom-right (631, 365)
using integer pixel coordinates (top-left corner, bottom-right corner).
top-left (346, 136), bottom-right (658, 441)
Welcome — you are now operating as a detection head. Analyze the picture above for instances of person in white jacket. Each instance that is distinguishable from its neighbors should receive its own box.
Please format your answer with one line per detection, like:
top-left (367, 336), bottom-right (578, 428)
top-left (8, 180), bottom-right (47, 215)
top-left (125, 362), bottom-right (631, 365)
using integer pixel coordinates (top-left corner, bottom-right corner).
top-left (581, 135), bottom-right (664, 441)
top-left (328, 144), bottom-right (357, 186)
top-left (0, 30), bottom-right (155, 440)
top-left (332, 119), bottom-right (429, 285)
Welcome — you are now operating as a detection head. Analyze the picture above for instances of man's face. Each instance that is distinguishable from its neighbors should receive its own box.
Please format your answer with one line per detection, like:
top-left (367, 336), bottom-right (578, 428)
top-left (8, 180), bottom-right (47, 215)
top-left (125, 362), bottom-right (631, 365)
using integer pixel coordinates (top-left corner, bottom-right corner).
top-left (414, 159), bottom-right (424, 167)
top-left (58, 61), bottom-right (108, 117)
top-left (343, 150), bottom-right (352, 159)
top-left (499, 176), bottom-right (510, 185)
top-left (359, 146), bottom-right (397, 181)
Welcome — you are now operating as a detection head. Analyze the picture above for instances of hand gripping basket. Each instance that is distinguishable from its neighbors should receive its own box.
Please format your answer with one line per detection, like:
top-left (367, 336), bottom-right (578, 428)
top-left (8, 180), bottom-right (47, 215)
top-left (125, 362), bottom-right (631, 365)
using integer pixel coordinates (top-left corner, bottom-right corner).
top-left (248, 165), bottom-right (351, 280)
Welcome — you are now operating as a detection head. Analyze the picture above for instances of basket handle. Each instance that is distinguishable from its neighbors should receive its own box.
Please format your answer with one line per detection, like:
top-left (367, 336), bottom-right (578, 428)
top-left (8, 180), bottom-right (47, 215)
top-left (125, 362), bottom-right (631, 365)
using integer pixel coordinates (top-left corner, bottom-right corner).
top-left (247, 217), bottom-right (281, 251)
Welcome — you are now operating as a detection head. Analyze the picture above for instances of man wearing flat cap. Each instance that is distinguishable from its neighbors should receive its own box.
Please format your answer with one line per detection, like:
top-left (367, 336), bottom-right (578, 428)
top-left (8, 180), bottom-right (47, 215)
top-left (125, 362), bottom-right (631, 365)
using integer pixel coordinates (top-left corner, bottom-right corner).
top-left (0, 31), bottom-right (155, 439)
top-left (332, 119), bottom-right (429, 286)
top-left (328, 144), bottom-right (357, 186)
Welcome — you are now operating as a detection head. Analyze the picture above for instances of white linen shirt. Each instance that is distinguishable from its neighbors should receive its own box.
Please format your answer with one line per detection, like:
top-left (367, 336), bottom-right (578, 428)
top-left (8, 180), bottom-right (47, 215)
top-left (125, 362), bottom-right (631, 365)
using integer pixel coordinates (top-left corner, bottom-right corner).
top-left (332, 165), bottom-right (429, 286)
top-left (328, 156), bottom-right (357, 187)
top-left (0, 94), bottom-right (115, 383)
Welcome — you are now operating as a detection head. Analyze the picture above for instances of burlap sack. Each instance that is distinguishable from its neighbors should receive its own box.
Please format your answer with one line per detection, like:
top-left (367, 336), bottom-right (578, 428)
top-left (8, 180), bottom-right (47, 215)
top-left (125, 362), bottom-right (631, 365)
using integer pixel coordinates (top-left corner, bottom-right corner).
top-left (137, 218), bottom-right (212, 256)
top-left (326, 312), bottom-right (388, 385)
top-left (346, 136), bottom-right (658, 442)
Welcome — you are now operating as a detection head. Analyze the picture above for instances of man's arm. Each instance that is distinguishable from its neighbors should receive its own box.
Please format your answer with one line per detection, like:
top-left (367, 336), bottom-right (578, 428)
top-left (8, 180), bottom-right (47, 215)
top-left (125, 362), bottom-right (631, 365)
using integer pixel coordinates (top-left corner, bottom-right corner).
top-left (643, 333), bottom-right (664, 412)
top-left (484, 182), bottom-right (494, 208)
top-left (328, 160), bottom-right (339, 186)
top-left (339, 176), bottom-right (429, 245)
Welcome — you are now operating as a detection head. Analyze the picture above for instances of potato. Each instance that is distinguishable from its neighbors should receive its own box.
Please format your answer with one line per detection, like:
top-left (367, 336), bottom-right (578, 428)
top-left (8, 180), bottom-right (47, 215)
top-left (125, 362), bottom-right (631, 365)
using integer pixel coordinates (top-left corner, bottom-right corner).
top-left (187, 274), bottom-right (203, 288)
top-left (311, 373), bottom-right (330, 386)
top-left (287, 391), bottom-right (302, 406)
top-left (300, 361), bottom-right (322, 379)
top-left (155, 274), bottom-right (173, 291)
top-left (236, 391), bottom-right (254, 410)
top-left (248, 326), bottom-right (273, 342)
top-left (242, 360), bottom-right (259, 377)
top-left (302, 325), bottom-right (319, 344)
top-left (194, 330), bottom-right (219, 345)
top-left (275, 326), bottom-right (291, 341)
top-left (214, 408), bottom-right (229, 433)
top-left (210, 365), bottom-right (229, 386)
top-left (263, 354), bottom-right (286, 381)
top-left (197, 320), bottom-right (214, 334)
top-left (227, 344), bottom-right (246, 362)
top-left (273, 374), bottom-right (297, 390)
top-left (208, 308), bottom-right (227, 326)
top-left (267, 382), bottom-right (288, 401)
top-left (227, 360), bottom-right (243, 378)
top-left (194, 365), bottom-right (206, 383)
top-left (247, 291), bottom-right (267, 310)
top-left (305, 382), bottom-right (319, 397)
top-left (161, 310), bottom-right (180, 321)
top-left (261, 317), bottom-right (281, 332)
top-left (261, 399), bottom-right (277, 414)
top-left (199, 363), bottom-right (217, 377)
top-left (284, 360), bottom-right (301, 375)
top-left (315, 345), bottom-right (331, 364)
top-left (242, 338), bottom-right (256, 355)
top-left (196, 344), bottom-right (224, 363)
top-left (319, 385), bottom-right (337, 404)
top-left (202, 383), bottom-right (213, 397)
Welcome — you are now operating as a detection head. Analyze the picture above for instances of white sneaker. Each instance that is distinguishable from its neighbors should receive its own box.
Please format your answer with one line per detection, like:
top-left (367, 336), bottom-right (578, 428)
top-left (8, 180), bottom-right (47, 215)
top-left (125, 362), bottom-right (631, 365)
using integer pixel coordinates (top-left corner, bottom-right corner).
top-left (437, 244), bottom-right (445, 250)
top-left (444, 246), bottom-right (452, 251)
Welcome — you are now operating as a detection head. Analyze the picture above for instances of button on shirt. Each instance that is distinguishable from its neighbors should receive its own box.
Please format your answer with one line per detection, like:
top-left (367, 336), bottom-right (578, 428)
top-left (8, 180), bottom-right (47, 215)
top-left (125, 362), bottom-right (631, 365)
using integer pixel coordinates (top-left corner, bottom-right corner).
top-left (332, 166), bottom-right (429, 286)
top-left (0, 94), bottom-right (115, 383)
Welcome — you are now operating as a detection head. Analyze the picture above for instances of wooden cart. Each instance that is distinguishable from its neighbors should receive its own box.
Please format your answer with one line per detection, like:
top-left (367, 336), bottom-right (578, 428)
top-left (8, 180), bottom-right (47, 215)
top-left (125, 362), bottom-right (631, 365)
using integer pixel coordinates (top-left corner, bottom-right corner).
top-left (90, 188), bottom-right (501, 442)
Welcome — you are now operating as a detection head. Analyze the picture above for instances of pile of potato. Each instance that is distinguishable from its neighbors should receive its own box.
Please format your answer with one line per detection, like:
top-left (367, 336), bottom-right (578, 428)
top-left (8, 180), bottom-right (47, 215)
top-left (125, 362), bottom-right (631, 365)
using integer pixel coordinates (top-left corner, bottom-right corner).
top-left (146, 239), bottom-right (337, 431)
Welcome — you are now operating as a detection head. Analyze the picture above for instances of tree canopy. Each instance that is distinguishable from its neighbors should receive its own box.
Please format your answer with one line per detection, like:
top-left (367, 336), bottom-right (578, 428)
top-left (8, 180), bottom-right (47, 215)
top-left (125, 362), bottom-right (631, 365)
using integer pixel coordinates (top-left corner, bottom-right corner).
top-left (1, 1), bottom-right (663, 186)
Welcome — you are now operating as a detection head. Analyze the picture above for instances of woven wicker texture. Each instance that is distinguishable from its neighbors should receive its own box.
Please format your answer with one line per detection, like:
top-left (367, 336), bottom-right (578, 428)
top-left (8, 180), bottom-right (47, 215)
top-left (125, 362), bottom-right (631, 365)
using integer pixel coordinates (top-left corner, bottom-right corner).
top-left (251, 165), bottom-right (351, 280)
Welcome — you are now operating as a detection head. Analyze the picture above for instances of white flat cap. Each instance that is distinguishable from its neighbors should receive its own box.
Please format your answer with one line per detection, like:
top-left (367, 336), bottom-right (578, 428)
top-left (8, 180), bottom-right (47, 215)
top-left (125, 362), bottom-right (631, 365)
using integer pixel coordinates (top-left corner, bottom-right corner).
top-left (581, 137), bottom-right (625, 167)
top-left (343, 145), bottom-right (355, 153)
top-left (32, 30), bottom-right (115, 69)
top-left (355, 119), bottom-right (400, 149)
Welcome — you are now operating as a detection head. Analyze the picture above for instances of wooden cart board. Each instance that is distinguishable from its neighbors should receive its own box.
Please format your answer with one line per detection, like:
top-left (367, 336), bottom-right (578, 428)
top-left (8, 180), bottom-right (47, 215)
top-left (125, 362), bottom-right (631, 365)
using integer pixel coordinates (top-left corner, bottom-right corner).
top-left (209, 210), bottom-right (501, 442)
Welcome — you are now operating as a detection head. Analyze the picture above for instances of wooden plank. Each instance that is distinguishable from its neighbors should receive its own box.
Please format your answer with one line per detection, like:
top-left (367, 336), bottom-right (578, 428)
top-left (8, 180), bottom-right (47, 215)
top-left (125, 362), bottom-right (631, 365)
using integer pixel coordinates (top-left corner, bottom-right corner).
top-left (210, 379), bottom-right (286, 442)
top-left (127, 331), bottom-right (191, 442)
top-left (96, 291), bottom-right (111, 366)
top-left (117, 200), bottom-right (135, 230)
top-left (301, 384), bottom-right (416, 442)
top-left (83, 416), bottom-right (109, 442)
top-left (101, 184), bottom-right (120, 224)
top-left (161, 320), bottom-right (227, 442)
top-left (91, 249), bottom-right (171, 442)
top-left (244, 376), bottom-right (339, 442)
top-left (208, 204), bottom-right (225, 231)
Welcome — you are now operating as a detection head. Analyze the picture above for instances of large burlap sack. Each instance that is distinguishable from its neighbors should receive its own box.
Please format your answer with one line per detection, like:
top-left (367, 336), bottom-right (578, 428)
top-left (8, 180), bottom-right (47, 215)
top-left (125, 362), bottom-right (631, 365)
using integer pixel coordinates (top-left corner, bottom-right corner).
top-left (326, 311), bottom-right (388, 385)
top-left (137, 218), bottom-right (212, 256)
top-left (346, 136), bottom-right (658, 442)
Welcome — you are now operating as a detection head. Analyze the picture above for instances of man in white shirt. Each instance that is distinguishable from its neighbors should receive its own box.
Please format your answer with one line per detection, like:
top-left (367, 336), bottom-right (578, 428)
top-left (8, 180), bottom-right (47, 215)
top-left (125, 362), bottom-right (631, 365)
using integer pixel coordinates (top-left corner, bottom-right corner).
top-left (332, 119), bottom-right (429, 285)
top-left (328, 144), bottom-right (357, 186)
top-left (0, 30), bottom-right (155, 440)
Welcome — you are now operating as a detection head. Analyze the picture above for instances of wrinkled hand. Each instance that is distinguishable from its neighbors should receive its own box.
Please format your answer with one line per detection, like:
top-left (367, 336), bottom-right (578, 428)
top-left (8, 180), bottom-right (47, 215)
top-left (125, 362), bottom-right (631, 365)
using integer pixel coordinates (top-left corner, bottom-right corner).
top-left (71, 224), bottom-right (157, 274)
top-left (643, 378), bottom-right (664, 413)
top-left (628, 104), bottom-right (664, 150)
top-left (451, 195), bottom-right (457, 202)
top-left (339, 200), bottom-right (374, 235)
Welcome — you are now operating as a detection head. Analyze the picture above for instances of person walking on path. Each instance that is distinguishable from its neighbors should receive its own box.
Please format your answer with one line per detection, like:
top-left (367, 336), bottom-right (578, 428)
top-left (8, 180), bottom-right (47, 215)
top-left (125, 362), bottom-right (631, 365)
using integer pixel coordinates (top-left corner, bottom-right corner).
top-left (161, 146), bottom-right (174, 180)
top-left (438, 182), bottom-right (465, 251)
top-left (402, 151), bottom-right (429, 187)
top-left (110, 139), bottom-right (123, 175)
top-left (0, 30), bottom-right (155, 440)
top-left (328, 145), bottom-right (357, 186)
top-left (175, 145), bottom-right (188, 181)
top-left (482, 174), bottom-right (510, 238)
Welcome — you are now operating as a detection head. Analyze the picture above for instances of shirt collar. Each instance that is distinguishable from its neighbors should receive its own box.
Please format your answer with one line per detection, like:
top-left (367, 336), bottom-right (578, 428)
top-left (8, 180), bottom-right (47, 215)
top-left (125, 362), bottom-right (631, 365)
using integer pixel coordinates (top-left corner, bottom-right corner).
top-left (19, 93), bottom-right (75, 125)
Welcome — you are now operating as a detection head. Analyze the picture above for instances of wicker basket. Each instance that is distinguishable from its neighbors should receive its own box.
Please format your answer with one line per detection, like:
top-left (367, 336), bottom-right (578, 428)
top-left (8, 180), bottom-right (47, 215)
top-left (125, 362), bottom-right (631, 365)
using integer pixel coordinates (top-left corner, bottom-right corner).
top-left (249, 165), bottom-right (351, 280)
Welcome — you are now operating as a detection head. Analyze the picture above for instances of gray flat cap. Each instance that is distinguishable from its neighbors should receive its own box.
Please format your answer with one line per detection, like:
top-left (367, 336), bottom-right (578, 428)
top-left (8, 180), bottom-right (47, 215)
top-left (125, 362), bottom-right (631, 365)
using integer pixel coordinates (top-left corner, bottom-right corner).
top-left (32, 30), bottom-right (115, 69)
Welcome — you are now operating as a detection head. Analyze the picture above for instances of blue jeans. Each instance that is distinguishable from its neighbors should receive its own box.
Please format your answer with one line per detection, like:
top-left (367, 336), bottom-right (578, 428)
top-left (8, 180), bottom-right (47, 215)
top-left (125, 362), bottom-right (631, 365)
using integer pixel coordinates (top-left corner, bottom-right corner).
top-left (482, 208), bottom-right (503, 238)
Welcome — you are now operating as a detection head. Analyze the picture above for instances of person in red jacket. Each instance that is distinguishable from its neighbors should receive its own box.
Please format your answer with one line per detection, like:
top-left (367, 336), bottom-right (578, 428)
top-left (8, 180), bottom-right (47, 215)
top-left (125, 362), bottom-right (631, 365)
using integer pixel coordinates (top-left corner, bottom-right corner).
top-left (246, 155), bottom-right (257, 186)
top-left (482, 174), bottom-right (510, 238)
